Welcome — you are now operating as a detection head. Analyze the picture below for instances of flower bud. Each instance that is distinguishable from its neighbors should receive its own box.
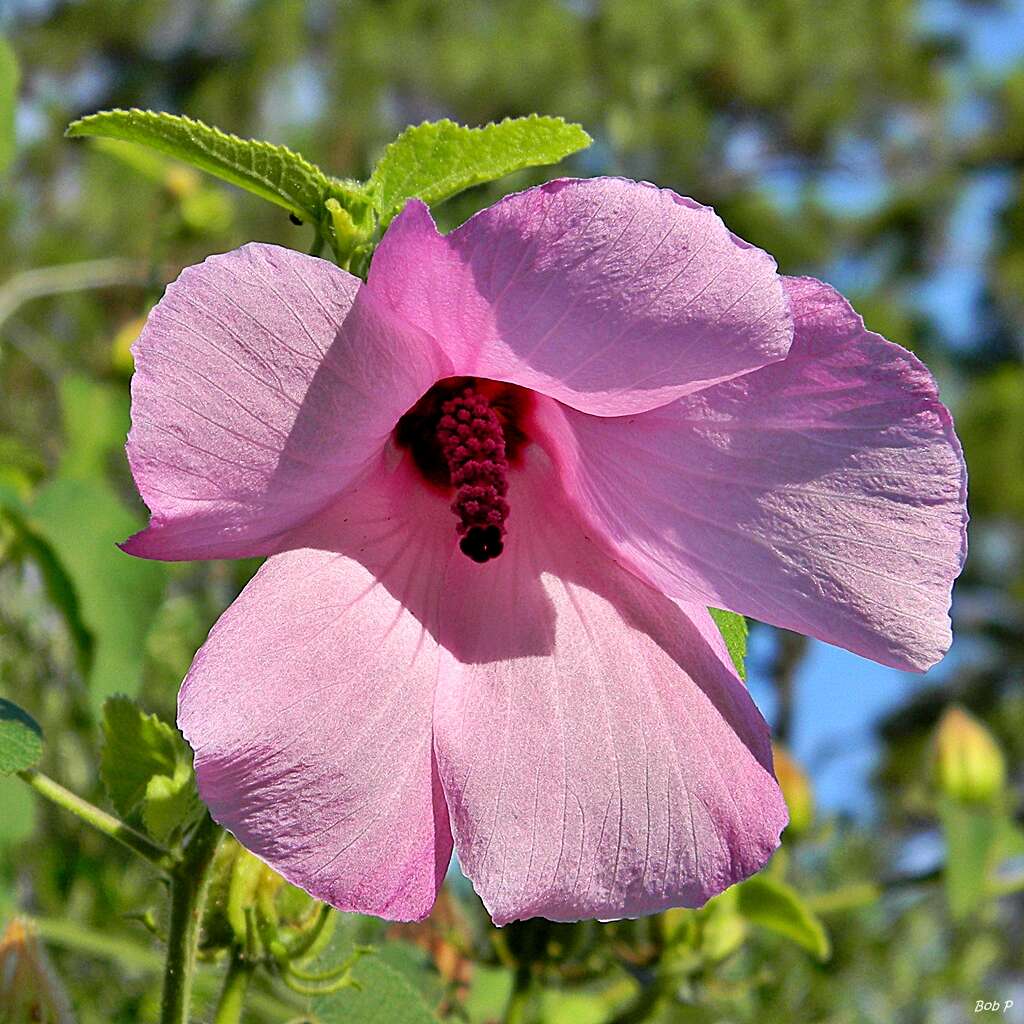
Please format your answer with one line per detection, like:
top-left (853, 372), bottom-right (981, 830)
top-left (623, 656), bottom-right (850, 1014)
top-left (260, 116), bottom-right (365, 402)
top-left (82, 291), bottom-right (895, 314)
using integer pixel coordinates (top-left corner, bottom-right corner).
top-left (164, 164), bottom-right (201, 200)
top-left (934, 706), bottom-right (1006, 804)
top-left (773, 744), bottom-right (814, 835)
top-left (0, 917), bottom-right (75, 1023)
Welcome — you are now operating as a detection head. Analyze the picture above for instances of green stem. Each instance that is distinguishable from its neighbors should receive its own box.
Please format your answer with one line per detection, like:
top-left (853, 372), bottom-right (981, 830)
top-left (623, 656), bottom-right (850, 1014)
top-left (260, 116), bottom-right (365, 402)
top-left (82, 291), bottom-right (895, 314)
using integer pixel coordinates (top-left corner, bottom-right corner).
top-left (606, 981), bottom-right (670, 1024)
top-left (0, 257), bottom-right (150, 330)
top-left (160, 813), bottom-right (223, 1024)
top-left (504, 965), bottom-right (535, 1024)
top-left (31, 915), bottom-right (165, 972)
top-left (991, 870), bottom-right (1024, 898)
top-left (26, 916), bottom-right (298, 1019)
top-left (282, 902), bottom-right (332, 960)
top-left (285, 943), bottom-right (372, 985)
top-left (212, 949), bottom-right (254, 1024)
top-left (18, 768), bottom-right (176, 872)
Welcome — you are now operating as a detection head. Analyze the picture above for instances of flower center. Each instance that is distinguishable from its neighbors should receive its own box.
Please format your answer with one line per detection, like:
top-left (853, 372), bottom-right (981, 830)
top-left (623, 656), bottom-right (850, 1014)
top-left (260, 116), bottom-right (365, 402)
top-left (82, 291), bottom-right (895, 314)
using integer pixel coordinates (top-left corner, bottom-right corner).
top-left (437, 387), bottom-right (510, 562)
top-left (394, 377), bottom-right (531, 563)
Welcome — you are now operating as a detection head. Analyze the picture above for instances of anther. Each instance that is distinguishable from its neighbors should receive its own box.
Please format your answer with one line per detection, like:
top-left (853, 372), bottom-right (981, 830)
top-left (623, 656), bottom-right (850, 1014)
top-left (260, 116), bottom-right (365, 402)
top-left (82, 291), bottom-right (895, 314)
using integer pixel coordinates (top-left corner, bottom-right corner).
top-left (435, 386), bottom-right (511, 563)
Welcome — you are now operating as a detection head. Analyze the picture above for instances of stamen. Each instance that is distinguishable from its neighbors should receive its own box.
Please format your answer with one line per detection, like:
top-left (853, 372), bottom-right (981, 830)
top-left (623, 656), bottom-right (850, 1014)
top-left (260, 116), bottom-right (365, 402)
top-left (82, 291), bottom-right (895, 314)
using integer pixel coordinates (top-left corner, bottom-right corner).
top-left (435, 386), bottom-right (511, 563)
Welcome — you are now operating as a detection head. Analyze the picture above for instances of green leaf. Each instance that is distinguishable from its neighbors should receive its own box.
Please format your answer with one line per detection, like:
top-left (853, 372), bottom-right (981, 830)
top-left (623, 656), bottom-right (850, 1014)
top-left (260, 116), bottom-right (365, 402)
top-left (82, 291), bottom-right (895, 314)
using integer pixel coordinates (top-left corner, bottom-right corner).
top-left (100, 695), bottom-right (180, 818)
top-left (305, 916), bottom-right (438, 1023)
top-left (142, 760), bottom-right (201, 845)
top-left (66, 108), bottom-right (345, 223)
top-left (736, 874), bottom-right (831, 961)
top-left (99, 696), bottom-right (200, 843)
top-left (367, 116), bottom-right (591, 224)
top-left (56, 375), bottom-right (130, 482)
top-left (0, 698), bottom-right (43, 776)
top-left (709, 608), bottom-right (748, 679)
top-left (30, 477), bottom-right (166, 709)
top-left (940, 797), bottom-right (1001, 919)
top-left (700, 887), bottom-right (747, 962)
top-left (312, 956), bottom-right (438, 1024)
top-left (0, 36), bottom-right (18, 175)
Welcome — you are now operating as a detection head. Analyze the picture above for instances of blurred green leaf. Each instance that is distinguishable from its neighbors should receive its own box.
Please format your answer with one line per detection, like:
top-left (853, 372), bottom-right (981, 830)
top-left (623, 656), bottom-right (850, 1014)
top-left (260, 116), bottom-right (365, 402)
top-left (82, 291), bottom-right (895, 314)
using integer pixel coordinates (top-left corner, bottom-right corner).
top-left (66, 108), bottom-right (348, 223)
top-left (940, 798), bottom-right (1001, 919)
top-left (145, 595), bottom-right (209, 689)
top-left (0, 482), bottom-right (92, 669)
top-left (709, 608), bottom-right (748, 679)
top-left (367, 116), bottom-right (591, 224)
top-left (0, 36), bottom-right (17, 175)
top-left (57, 375), bottom-right (130, 482)
top-left (0, 780), bottom-right (36, 853)
top-left (99, 696), bottom-right (198, 843)
top-left (736, 874), bottom-right (831, 961)
top-left (0, 436), bottom-right (46, 493)
top-left (539, 989), bottom-right (611, 1024)
top-left (956, 365), bottom-right (1024, 520)
top-left (997, 818), bottom-right (1024, 859)
top-left (464, 965), bottom-right (513, 1024)
top-left (701, 887), bottom-right (748, 962)
top-left (30, 478), bottom-right (165, 709)
top-left (0, 698), bottom-right (43, 776)
top-left (92, 136), bottom-right (182, 184)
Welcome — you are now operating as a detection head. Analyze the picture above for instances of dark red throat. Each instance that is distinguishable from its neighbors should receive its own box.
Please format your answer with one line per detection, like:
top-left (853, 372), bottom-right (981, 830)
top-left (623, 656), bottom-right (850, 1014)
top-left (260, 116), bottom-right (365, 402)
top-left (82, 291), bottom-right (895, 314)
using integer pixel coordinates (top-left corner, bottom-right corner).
top-left (395, 377), bottom-right (530, 563)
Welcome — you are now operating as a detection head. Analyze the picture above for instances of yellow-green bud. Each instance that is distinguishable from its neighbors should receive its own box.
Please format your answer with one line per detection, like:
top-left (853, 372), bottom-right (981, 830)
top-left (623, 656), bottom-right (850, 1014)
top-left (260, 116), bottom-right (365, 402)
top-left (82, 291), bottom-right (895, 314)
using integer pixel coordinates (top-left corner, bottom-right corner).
top-left (111, 313), bottom-right (147, 376)
top-left (164, 164), bottom-right (201, 200)
top-left (934, 706), bottom-right (1006, 804)
top-left (325, 198), bottom-right (360, 248)
top-left (773, 744), bottom-right (815, 835)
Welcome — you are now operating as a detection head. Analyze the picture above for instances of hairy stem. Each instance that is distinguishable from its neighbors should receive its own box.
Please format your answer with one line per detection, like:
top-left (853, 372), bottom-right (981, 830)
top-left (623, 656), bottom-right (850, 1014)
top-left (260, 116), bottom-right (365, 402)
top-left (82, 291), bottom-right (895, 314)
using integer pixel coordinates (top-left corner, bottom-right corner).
top-left (160, 813), bottom-right (222, 1024)
top-left (18, 768), bottom-right (176, 872)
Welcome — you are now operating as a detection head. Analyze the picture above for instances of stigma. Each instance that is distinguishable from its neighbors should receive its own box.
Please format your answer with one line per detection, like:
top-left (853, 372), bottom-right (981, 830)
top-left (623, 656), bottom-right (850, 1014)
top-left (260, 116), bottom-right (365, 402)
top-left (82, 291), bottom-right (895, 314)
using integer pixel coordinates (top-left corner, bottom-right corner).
top-left (395, 378), bottom-right (530, 563)
top-left (437, 386), bottom-right (510, 562)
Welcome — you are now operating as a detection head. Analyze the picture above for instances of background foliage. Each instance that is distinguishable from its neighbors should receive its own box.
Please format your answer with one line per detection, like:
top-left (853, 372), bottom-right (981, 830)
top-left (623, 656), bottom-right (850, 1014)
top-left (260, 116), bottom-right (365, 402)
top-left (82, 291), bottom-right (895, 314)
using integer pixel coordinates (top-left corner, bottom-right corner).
top-left (1, 1), bottom-right (1022, 1022)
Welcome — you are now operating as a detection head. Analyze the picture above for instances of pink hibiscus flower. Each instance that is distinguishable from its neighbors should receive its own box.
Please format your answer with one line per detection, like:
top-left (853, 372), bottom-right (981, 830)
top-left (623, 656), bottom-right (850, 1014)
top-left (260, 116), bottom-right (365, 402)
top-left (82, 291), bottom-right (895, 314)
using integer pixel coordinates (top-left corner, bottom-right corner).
top-left (122, 178), bottom-right (967, 925)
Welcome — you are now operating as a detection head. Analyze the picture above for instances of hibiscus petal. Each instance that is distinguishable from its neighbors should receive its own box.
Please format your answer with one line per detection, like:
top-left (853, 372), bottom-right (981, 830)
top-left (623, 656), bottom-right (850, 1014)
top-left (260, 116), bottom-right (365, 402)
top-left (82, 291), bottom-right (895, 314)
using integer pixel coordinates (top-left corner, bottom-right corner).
top-left (433, 453), bottom-right (785, 924)
top-left (124, 243), bottom-right (447, 560)
top-left (177, 472), bottom-right (455, 920)
top-left (544, 276), bottom-right (968, 671)
top-left (368, 178), bottom-right (792, 415)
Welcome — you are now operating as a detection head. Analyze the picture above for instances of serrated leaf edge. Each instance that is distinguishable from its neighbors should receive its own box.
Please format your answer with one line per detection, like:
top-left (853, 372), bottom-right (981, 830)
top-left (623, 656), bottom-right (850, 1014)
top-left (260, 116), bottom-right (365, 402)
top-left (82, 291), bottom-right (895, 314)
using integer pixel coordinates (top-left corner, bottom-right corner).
top-left (369, 114), bottom-right (592, 220)
top-left (66, 108), bottom-right (340, 220)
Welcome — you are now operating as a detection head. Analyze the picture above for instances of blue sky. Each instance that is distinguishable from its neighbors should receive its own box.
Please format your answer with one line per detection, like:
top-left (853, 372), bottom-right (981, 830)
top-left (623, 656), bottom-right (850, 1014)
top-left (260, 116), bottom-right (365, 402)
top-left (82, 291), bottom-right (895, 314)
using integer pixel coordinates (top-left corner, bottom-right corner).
top-left (745, 0), bottom-right (1024, 817)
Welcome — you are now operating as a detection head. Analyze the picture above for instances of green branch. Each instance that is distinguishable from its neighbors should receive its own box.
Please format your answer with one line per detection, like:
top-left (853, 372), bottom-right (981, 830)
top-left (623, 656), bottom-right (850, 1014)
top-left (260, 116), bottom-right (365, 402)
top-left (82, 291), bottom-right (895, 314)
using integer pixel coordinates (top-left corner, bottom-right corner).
top-left (212, 949), bottom-right (255, 1024)
top-left (0, 258), bottom-right (151, 332)
top-left (18, 768), bottom-right (176, 873)
top-left (160, 812), bottom-right (223, 1024)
